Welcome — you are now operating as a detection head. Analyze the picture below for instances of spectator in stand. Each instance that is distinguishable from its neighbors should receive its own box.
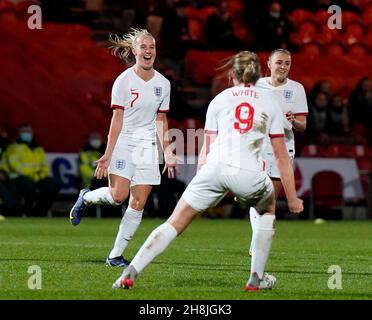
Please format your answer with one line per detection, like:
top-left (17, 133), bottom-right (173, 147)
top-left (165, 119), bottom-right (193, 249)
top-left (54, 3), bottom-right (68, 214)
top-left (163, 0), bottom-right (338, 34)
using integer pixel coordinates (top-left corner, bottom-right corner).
top-left (39, 0), bottom-right (73, 22)
top-left (0, 168), bottom-right (18, 216)
top-left (326, 94), bottom-right (350, 136)
top-left (161, 67), bottom-right (190, 121)
top-left (348, 77), bottom-right (372, 145)
top-left (307, 91), bottom-right (329, 143)
top-left (257, 1), bottom-right (293, 51)
top-left (204, 1), bottom-right (243, 50)
top-left (0, 126), bottom-right (18, 216)
top-left (0, 126), bottom-right (10, 158)
top-left (161, 0), bottom-right (204, 59)
top-left (1, 124), bottom-right (60, 216)
top-left (348, 77), bottom-right (372, 129)
top-left (309, 80), bottom-right (332, 102)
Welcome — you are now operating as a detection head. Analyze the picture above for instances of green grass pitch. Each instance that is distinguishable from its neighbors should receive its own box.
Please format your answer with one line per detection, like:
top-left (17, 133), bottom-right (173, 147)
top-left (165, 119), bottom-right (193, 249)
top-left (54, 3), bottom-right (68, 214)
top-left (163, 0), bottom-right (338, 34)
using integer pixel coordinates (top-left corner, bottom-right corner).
top-left (0, 217), bottom-right (371, 300)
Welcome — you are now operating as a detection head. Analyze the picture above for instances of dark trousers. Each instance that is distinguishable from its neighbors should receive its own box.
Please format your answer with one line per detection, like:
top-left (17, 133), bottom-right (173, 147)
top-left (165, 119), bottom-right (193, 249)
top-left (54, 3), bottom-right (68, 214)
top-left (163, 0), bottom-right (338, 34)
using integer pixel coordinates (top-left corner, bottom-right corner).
top-left (0, 180), bottom-right (18, 215)
top-left (11, 176), bottom-right (61, 216)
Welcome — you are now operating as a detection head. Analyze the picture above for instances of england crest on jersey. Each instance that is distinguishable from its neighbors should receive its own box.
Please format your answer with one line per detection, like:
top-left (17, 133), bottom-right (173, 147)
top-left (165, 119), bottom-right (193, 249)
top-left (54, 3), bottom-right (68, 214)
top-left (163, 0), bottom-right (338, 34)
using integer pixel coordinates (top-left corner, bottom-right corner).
top-left (115, 160), bottom-right (126, 170)
top-left (154, 87), bottom-right (162, 97)
top-left (284, 90), bottom-right (293, 100)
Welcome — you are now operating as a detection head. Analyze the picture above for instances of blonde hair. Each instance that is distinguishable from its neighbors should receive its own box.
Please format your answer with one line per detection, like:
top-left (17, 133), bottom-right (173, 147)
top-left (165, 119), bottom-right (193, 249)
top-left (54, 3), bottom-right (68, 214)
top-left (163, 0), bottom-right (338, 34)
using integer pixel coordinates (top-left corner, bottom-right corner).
top-left (268, 48), bottom-right (291, 62)
top-left (224, 51), bottom-right (261, 85)
top-left (108, 28), bottom-right (154, 63)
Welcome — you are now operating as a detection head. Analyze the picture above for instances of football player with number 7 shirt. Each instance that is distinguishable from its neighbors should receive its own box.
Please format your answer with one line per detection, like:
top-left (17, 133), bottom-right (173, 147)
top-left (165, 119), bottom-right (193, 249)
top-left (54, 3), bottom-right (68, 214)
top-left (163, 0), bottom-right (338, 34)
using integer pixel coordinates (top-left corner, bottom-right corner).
top-left (69, 28), bottom-right (177, 268)
top-left (112, 51), bottom-right (303, 291)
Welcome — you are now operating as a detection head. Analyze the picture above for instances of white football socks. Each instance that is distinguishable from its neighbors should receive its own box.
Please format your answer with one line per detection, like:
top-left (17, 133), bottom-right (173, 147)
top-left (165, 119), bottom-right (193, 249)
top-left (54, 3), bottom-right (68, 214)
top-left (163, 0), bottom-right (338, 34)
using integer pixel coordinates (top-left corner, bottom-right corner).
top-left (109, 206), bottom-right (143, 259)
top-left (249, 207), bottom-right (258, 233)
top-left (250, 214), bottom-right (275, 280)
top-left (83, 187), bottom-right (121, 206)
top-left (129, 222), bottom-right (177, 274)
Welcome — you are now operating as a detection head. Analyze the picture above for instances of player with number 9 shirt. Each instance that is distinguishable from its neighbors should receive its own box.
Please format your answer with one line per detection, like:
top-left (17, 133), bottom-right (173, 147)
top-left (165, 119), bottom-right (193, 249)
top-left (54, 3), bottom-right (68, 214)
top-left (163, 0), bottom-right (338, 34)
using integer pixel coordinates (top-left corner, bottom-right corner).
top-left (112, 50), bottom-right (303, 291)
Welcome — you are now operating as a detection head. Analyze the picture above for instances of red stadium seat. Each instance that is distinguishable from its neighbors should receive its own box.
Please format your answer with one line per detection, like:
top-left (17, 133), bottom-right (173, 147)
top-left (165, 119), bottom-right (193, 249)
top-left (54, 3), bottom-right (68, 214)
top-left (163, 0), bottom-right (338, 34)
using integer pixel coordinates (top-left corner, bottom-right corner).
top-left (290, 31), bottom-right (315, 46)
top-left (324, 144), bottom-right (351, 158)
top-left (198, 6), bottom-right (216, 23)
top-left (301, 144), bottom-right (325, 157)
top-left (179, 118), bottom-right (204, 131)
top-left (289, 9), bottom-right (313, 25)
top-left (298, 20), bottom-right (318, 37)
top-left (319, 27), bottom-right (341, 45)
top-left (346, 0), bottom-right (370, 9)
top-left (342, 32), bottom-right (363, 46)
top-left (188, 18), bottom-right (203, 42)
top-left (364, 31), bottom-right (372, 49)
top-left (314, 10), bottom-right (330, 25)
top-left (227, 0), bottom-right (244, 19)
top-left (325, 41), bottom-right (346, 56)
top-left (356, 157), bottom-right (372, 172)
top-left (348, 43), bottom-right (369, 58)
top-left (167, 118), bottom-right (180, 130)
top-left (363, 5), bottom-right (372, 24)
top-left (345, 22), bottom-right (365, 38)
top-left (349, 144), bottom-right (372, 158)
top-left (183, 6), bottom-right (199, 19)
top-left (342, 11), bottom-right (362, 27)
top-left (301, 42), bottom-right (322, 58)
top-left (309, 171), bottom-right (344, 219)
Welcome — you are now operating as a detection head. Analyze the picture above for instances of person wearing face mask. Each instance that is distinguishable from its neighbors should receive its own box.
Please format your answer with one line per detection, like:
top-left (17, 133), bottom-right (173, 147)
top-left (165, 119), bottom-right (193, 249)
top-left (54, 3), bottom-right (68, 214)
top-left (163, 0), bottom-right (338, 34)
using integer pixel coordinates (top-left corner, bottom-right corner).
top-left (1, 123), bottom-right (60, 216)
top-left (257, 1), bottom-right (293, 51)
top-left (203, 1), bottom-right (244, 50)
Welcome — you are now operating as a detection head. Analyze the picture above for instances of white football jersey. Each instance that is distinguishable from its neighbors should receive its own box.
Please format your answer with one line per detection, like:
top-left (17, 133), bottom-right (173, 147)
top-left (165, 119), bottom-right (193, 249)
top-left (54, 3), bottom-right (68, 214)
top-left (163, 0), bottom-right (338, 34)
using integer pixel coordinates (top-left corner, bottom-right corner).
top-left (256, 77), bottom-right (308, 153)
top-left (111, 66), bottom-right (170, 144)
top-left (204, 83), bottom-right (284, 171)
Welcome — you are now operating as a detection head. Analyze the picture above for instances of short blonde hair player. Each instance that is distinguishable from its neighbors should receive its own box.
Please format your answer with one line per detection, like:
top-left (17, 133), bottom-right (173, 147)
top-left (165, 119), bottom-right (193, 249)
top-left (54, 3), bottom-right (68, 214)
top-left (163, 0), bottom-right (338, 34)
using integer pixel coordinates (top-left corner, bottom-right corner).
top-left (249, 49), bottom-right (308, 255)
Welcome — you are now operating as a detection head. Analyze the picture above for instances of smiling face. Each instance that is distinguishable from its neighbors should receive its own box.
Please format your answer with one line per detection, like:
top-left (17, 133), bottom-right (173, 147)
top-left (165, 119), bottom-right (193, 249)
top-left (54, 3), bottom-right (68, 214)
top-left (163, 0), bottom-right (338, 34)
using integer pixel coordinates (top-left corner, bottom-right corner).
top-left (268, 51), bottom-right (291, 85)
top-left (132, 34), bottom-right (156, 71)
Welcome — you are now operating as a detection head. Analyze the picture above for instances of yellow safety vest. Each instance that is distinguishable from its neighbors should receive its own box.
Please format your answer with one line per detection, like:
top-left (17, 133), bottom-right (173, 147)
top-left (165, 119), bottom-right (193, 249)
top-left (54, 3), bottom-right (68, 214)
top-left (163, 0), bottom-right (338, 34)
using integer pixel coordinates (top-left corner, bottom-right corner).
top-left (2, 143), bottom-right (49, 182)
top-left (79, 149), bottom-right (102, 188)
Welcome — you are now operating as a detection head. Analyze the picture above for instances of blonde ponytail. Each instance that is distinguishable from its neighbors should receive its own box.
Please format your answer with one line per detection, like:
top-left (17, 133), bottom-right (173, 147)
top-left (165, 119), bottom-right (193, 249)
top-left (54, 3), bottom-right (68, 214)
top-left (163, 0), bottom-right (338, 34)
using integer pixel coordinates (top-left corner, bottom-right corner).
top-left (108, 28), bottom-right (153, 63)
top-left (231, 51), bottom-right (261, 85)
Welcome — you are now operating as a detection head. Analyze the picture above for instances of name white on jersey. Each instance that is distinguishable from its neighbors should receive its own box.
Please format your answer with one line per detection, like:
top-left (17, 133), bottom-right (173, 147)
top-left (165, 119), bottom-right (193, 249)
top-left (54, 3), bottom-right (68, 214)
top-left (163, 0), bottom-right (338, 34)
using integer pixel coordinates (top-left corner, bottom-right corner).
top-left (204, 84), bottom-right (284, 171)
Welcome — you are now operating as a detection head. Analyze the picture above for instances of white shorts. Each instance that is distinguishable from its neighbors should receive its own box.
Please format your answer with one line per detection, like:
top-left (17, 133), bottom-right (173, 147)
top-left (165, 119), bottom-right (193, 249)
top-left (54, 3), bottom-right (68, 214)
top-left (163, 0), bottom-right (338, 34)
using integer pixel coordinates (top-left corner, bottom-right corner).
top-left (108, 140), bottom-right (160, 186)
top-left (182, 162), bottom-right (274, 213)
top-left (264, 149), bottom-right (294, 179)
